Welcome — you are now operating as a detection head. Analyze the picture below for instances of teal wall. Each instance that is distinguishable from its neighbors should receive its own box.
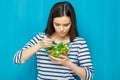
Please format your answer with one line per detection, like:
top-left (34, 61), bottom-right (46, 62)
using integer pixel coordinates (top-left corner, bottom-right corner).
top-left (0, 0), bottom-right (120, 80)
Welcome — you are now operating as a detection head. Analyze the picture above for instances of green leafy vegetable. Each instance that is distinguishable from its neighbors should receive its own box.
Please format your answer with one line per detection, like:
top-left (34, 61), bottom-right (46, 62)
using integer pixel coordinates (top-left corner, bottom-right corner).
top-left (46, 42), bottom-right (69, 58)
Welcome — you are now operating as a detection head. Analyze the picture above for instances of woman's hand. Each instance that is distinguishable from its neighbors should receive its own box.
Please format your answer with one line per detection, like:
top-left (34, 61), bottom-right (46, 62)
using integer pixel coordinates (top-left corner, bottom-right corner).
top-left (50, 55), bottom-right (86, 80)
top-left (40, 37), bottom-right (54, 48)
top-left (49, 55), bottom-right (71, 67)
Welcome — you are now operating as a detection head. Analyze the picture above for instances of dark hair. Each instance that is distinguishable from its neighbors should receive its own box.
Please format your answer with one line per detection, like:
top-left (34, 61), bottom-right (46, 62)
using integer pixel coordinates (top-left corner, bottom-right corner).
top-left (45, 1), bottom-right (79, 41)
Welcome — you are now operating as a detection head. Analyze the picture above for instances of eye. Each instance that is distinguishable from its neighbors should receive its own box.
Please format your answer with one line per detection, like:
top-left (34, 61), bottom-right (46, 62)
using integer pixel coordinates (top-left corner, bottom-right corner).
top-left (63, 23), bottom-right (70, 27)
top-left (54, 22), bottom-right (60, 26)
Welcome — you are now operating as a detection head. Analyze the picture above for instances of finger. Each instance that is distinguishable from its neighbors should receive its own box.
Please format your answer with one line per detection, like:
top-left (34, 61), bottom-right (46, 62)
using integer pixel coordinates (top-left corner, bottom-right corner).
top-left (49, 55), bottom-right (61, 61)
top-left (44, 39), bottom-right (53, 45)
top-left (49, 56), bottom-right (60, 64)
top-left (50, 58), bottom-right (57, 63)
top-left (46, 41), bottom-right (53, 44)
top-left (48, 37), bottom-right (55, 43)
top-left (51, 37), bottom-right (55, 41)
top-left (59, 55), bottom-right (66, 59)
top-left (44, 42), bottom-right (52, 47)
top-left (43, 38), bottom-right (52, 42)
top-left (48, 38), bottom-right (54, 42)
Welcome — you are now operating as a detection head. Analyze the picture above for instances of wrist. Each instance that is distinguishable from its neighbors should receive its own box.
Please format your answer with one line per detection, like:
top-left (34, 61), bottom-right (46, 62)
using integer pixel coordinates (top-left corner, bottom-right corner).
top-left (37, 42), bottom-right (44, 49)
top-left (66, 60), bottom-right (73, 68)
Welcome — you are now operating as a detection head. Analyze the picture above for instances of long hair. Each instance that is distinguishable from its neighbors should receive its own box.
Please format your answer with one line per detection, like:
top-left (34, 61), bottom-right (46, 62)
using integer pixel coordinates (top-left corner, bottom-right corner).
top-left (45, 1), bottom-right (79, 41)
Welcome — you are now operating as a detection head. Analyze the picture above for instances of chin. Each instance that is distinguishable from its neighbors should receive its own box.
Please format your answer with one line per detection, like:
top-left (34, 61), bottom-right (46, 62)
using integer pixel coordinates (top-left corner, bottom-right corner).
top-left (57, 32), bottom-right (68, 37)
top-left (59, 34), bottom-right (66, 37)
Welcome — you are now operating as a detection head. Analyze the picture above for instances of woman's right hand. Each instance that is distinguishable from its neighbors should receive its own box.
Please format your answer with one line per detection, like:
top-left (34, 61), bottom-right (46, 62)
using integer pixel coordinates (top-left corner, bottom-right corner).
top-left (40, 37), bottom-right (54, 48)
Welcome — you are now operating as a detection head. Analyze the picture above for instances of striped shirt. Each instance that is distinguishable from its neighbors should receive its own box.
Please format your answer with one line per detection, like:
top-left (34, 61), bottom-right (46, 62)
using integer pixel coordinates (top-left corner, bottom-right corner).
top-left (14, 33), bottom-right (93, 80)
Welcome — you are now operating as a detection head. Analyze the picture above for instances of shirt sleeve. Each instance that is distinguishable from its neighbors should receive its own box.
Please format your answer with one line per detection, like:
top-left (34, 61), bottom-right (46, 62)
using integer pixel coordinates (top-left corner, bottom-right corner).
top-left (78, 38), bottom-right (94, 80)
top-left (13, 33), bottom-right (46, 64)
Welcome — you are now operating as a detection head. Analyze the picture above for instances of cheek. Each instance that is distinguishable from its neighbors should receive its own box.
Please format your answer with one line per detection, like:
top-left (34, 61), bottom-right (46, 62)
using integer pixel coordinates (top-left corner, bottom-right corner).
top-left (65, 26), bottom-right (71, 31)
top-left (53, 26), bottom-right (59, 32)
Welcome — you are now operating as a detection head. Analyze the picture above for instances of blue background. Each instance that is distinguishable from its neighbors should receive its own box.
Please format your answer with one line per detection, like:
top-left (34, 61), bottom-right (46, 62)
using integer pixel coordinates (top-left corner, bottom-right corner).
top-left (0, 0), bottom-right (120, 80)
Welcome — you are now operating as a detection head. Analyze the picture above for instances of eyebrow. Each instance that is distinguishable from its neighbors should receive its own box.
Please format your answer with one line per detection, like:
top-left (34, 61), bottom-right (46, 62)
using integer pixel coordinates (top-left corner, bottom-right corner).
top-left (53, 22), bottom-right (71, 25)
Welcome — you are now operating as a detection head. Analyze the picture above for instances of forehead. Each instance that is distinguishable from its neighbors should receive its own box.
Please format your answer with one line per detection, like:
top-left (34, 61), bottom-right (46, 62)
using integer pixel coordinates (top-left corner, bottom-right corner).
top-left (53, 16), bottom-right (71, 23)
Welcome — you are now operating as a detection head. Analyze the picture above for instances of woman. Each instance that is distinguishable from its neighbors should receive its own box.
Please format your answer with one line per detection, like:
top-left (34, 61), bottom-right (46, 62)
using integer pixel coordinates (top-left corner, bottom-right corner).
top-left (14, 1), bottom-right (93, 80)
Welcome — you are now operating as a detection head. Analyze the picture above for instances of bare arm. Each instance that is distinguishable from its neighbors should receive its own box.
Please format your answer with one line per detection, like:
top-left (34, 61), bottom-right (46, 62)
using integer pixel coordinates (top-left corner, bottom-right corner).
top-left (20, 42), bottom-right (43, 63)
top-left (49, 55), bottom-right (86, 80)
top-left (48, 38), bottom-right (93, 80)
top-left (14, 35), bottom-right (54, 64)
top-left (21, 37), bottom-right (54, 63)
top-left (67, 60), bottom-right (86, 80)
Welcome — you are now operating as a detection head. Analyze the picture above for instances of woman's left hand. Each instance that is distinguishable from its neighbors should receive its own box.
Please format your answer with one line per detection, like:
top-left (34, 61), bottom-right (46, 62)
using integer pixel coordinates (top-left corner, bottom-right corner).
top-left (49, 55), bottom-right (71, 67)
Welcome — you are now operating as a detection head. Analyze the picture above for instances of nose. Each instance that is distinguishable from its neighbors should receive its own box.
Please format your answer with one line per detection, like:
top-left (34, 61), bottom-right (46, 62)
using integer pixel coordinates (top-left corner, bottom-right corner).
top-left (60, 26), bottom-right (63, 31)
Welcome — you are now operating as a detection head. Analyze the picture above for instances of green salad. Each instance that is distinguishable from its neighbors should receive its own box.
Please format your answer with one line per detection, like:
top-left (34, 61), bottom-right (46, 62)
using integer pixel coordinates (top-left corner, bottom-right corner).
top-left (46, 42), bottom-right (69, 58)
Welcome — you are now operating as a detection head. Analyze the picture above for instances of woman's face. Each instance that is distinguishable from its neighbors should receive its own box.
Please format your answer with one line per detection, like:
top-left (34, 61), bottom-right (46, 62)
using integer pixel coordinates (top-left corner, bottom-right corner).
top-left (53, 16), bottom-right (71, 37)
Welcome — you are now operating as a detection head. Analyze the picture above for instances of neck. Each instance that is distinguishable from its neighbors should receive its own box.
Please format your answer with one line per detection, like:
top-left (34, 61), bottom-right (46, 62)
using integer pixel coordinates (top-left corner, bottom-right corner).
top-left (51, 33), bottom-right (70, 44)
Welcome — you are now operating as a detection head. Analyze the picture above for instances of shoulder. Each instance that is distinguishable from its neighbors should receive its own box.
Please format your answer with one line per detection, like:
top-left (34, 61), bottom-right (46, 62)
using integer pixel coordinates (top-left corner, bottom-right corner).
top-left (38, 32), bottom-right (46, 36)
top-left (72, 37), bottom-right (87, 44)
top-left (31, 32), bottom-right (47, 41)
top-left (36, 32), bottom-right (47, 38)
top-left (71, 37), bottom-right (89, 49)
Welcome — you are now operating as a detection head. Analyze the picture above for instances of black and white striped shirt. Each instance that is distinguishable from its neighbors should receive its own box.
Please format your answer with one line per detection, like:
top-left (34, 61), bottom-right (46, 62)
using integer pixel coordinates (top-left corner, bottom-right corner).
top-left (14, 33), bottom-right (93, 80)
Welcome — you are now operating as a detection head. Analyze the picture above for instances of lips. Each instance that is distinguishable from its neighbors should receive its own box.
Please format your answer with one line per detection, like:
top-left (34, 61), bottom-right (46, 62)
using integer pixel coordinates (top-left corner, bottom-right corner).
top-left (59, 31), bottom-right (65, 34)
top-left (59, 32), bottom-right (66, 36)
